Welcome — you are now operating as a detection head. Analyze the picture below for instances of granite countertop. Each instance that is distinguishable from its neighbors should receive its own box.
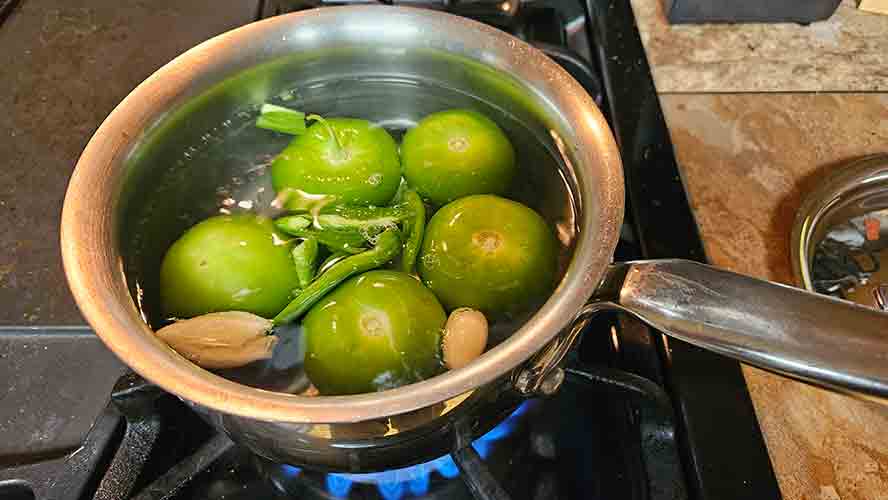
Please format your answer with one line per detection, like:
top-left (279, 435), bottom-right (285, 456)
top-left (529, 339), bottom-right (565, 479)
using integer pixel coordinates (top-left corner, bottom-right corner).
top-left (0, 0), bottom-right (259, 324)
top-left (664, 93), bottom-right (888, 500)
top-left (632, 1), bottom-right (888, 498)
top-left (632, 0), bottom-right (888, 92)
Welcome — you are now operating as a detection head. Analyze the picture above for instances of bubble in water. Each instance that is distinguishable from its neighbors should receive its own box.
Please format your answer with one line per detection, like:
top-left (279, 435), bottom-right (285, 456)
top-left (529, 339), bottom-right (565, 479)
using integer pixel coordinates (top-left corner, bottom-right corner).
top-left (420, 253), bottom-right (438, 267)
top-left (363, 230), bottom-right (381, 246)
top-left (271, 233), bottom-right (287, 246)
top-left (367, 173), bottom-right (383, 186)
top-left (246, 163), bottom-right (268, 175)
top-left (372, 371), bottom-right (404, 391)
top-left (279, 88), bottom-right (300, 102)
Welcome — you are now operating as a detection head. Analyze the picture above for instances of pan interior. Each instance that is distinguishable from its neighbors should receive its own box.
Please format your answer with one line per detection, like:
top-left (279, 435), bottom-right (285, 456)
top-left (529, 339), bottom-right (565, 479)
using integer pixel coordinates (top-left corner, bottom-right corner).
top-left (118, 47), bottom-right (581, 395)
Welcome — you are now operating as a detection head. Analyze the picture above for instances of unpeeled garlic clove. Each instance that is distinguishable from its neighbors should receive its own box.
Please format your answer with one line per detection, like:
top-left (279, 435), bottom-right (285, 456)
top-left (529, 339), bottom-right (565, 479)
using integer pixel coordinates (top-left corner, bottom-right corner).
top-left (442, 307), bottom-right (488, 370)
top-left (155, 311), bottom-right (277, 369)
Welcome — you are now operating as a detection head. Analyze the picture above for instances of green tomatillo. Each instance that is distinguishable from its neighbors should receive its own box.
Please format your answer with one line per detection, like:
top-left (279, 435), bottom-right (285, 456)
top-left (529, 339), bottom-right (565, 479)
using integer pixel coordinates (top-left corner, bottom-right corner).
top-left (417, 194), bottom-right (558, 316)
top-left (303, 270), bottom-right (446, 395)
top-left (270, 117), bottom-right (401, 207)
top-left (400, 109), bottom-right (516, 206)
top-left (159, 214), bottom-right (300, 319)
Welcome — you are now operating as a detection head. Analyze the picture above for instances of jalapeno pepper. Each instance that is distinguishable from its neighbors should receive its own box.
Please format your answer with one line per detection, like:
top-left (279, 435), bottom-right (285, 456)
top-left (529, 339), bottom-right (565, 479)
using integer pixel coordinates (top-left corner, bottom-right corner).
top-left (400, 189), bottom-right (425, 274)
top-left (291, 236), bottom-right (319, 288)
top-left (273, 229), bottom-right (402, 324)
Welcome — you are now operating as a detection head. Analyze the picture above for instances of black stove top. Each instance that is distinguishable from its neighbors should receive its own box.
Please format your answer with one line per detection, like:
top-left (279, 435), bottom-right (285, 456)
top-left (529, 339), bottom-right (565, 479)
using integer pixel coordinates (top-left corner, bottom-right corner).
top-left (0, 1), bottom-right (781, 499)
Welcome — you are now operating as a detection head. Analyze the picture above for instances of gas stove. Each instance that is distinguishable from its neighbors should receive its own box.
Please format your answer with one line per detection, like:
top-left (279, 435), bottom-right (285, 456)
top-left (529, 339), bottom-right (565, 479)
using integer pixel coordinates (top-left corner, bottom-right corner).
top-left (0, 1), bottom-right (781, 499)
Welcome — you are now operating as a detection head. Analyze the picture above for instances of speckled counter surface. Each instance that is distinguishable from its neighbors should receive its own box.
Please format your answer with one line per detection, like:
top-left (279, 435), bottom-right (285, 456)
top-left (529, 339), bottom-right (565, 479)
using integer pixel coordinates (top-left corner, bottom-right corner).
top-left (631, 0), bottom-right (888, 92)
top-left (0, 0), bottom-right (258, 324)
top-left (638, 0), bottom-right (888, 494)
top-left (662, 94), bottom-right (888, 500)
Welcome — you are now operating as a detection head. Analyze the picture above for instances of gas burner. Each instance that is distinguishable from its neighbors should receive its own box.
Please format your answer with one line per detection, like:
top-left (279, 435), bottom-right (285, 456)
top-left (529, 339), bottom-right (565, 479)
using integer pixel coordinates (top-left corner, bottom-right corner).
top-left (260, 403), bottom-right (533, 500)
top-left (48, 368), bottom-right (684, 500)
top-left (266, 451), bottom-right (470, 499)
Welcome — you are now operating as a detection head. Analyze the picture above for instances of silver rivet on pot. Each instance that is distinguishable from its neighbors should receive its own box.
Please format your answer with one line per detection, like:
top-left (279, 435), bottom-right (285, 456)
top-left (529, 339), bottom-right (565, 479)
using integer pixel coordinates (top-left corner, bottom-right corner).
top-left (537, 368), bottom-right (565, 396)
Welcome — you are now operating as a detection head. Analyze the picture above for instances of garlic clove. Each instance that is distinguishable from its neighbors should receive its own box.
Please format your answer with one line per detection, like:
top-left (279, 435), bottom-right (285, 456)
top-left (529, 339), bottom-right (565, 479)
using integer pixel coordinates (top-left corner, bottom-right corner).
top-left (155, 311), bottom-right (277, 369)
top-left (441, 307), bottom-right (488, 370)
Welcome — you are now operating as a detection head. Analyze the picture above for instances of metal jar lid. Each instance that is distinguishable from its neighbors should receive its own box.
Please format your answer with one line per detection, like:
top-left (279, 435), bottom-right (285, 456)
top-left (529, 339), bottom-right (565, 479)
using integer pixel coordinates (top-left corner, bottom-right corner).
top-left (791, 154), bottom-right (888, 308)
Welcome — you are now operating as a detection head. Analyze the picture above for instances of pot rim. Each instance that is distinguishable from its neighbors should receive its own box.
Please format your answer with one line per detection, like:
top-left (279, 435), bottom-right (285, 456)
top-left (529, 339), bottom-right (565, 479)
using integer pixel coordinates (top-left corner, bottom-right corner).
top-left (61, 6), bottom-right (624, 423)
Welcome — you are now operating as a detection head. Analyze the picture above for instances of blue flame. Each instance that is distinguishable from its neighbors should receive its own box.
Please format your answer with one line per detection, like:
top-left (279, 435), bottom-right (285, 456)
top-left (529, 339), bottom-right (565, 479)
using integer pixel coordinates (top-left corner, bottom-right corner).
top-left (479, 420), bottom-right (513, 441)
top-left (472, 438), bottom-right (492, 460)
top-left (378, 479), bottom-right (406, 500)
top-left (323, 401), bottom-right (531, 498)
top-left (433, 455), bottom-right (460, 479)
top-left (280, 464), bottom-right (302, 478)
top-left (407, 470), bottom-right (430, 495)
top-left (510, 399), bottom-right (532, 419)
top-left (326, 473), bottom-right (354, 497)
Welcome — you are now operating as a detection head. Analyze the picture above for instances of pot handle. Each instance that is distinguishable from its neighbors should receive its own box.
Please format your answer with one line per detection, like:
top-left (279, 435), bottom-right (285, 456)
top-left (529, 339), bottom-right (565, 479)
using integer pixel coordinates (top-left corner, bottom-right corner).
top-left (517, 260), bottom-right (888, 401)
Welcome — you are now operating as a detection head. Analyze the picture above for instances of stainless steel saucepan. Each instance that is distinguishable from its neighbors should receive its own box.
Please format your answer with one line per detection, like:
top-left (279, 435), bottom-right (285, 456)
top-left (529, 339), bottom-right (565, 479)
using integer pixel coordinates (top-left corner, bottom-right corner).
top-left (61, 6), bottom-right (888, 472)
